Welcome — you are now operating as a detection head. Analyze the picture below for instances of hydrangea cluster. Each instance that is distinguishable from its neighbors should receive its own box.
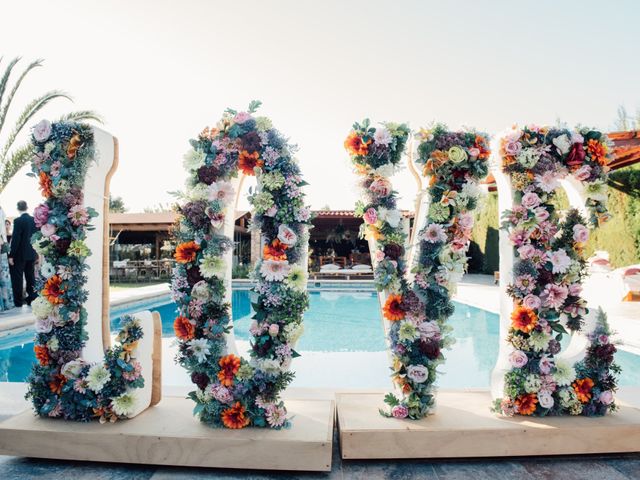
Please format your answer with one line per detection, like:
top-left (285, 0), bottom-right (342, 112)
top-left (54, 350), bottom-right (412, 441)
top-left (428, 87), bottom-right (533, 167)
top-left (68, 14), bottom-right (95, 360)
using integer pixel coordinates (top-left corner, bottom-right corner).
top-left (26, 121), bottom-right (146, 422)
top-left (172, 102), bottom-right (310, 429)
top-left (346, 121), bottom-right (490, 419)
top-left (494, 125), bottom-right (620, 417)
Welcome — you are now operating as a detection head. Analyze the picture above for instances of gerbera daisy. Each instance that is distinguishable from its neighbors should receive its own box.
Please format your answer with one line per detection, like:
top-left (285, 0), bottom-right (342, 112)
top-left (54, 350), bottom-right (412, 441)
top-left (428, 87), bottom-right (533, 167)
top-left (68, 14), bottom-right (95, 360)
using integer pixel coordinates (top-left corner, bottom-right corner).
top-left (263, 239), bottom-right (288, 261)
top-left (260, 259), bottom-right (290, 282)
top-left (344, 132), bottom-right (371, 156)
top-left (174, 241), bottom-right (200, 264)
top-left (42, 275), bottom-right (65, 305)
top-left (221, 401), bottom-right (250, 429)
top-left (423, 223), bottom-right (447, 243)
top-left (572, 377), bottom-right (595, 403)
top-left (34, 345), bottom-right (50, 366)
top-left (218, 354), bottom-right (241, 386)
top-left (511, 305), bottom-right (537, 333)
top-left (515, 393), bottom-right (538, 415)
top-left (238, 150), bottom-right (263, 175)
top-left (383, 294), bottom-right (405, 321)
top-left (174, 316), bottom-right (195, 340)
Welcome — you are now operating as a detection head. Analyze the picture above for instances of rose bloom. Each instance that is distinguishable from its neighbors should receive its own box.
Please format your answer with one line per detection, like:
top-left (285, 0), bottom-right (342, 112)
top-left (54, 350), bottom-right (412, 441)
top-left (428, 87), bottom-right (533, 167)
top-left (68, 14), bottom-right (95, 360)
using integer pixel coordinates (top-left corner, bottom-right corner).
top-left (573, 165), bottom-right (592, 181)
top-left (599, 390), bottom-right (614, 406)
top-left (504, 140), bottom-right (522, 157)
top-left (41, 223), bottom-right (56, 238)
top-left (406, 365), bottom-right (429, 384)
top-left (572, 224), bottom-right (589, 243)
top-left (521, 192), bottom-right (541, 209)
top-left (533, 207), bottom-right (549, 222)
top-left (369, 178), bottom-right (392, 197)
top-left (538, 392), bottom-right (554, 409)
top-left (539, 355), bottom-right (554, 374)
top-left (509, 350), bottom-right (528, 368)
top-left (374, 250), bottom-right (385, 262)
top-left (33, 119), bottom-right (52, 142)
top-left (277, 225), bottom-right (298, 246)
top-left (522, 294), bottom-right (541, 310)
top-left (363, 207), bottom-right (378, 225)
top-left (33, 204), bottom-right (50, 228)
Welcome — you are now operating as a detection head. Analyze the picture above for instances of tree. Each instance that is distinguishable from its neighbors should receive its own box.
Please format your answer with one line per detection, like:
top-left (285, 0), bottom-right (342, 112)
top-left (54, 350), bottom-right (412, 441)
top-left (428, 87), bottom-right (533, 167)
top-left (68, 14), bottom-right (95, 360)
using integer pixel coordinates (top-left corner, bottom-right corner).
top-left (143, 203), bottom-right (172, 213)
top-left (0, 57), bottom-right (102, 193)
top-left (614, 105), bottom-right (630, 131)
top-left (109, 195), bottom-right (127, 213)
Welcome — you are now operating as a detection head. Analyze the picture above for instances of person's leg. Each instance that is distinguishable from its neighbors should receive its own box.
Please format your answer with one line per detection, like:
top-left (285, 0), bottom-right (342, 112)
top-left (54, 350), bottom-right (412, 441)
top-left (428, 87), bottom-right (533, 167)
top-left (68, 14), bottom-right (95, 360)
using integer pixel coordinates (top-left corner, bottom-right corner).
top-left (9, 260), bottom-right (24, 307)
top-left (24, 260), bottom-right (36, 305)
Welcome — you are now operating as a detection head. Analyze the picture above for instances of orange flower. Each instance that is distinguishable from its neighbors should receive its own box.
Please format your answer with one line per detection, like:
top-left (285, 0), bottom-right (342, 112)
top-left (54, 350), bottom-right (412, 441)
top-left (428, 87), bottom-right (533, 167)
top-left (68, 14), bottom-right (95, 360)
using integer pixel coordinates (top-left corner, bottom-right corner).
top-left (67, 132), bottom-right (83, 159)
top-left (573, 377), bottom-right (595, 403)
top-left (49, 374), bottom-right (66, 394)
top-left (263, 239), bottom-right (288, 261)
top-left (383, 294), bottom-right (405, 321)
top-left (42, 275), bottom-right (65, 305)
top-left (238, 150), bottom-right (263, 175)
top-left (218, 354), bottom-right (241, 386)
top-left (174, 241), bottom-right (200, 264)
top-left (474, 135), bottom-right (490, 159)
top-left (34, 345), bottom-right (50, 366)
top-left (174, 316), bottom-right (195, 341)
top-left (587, 139), bottom-right (608, 165)
top-left (344, 132), bottom-right (371, 156)
top-left (511, 305), bottom-right (538, 333)
top-left (515, 393), bottom-right (538, 415)
top-left (39, 171), bottom-right (53, 198)
top-left (221, 401), bottom-right (250, 429)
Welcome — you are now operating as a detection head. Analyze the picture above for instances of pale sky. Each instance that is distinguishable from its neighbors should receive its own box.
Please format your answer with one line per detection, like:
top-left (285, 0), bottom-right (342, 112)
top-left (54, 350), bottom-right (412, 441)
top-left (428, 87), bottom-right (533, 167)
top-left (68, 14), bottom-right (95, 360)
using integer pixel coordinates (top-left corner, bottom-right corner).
top-left (1, 0), bottom-right (639, 217)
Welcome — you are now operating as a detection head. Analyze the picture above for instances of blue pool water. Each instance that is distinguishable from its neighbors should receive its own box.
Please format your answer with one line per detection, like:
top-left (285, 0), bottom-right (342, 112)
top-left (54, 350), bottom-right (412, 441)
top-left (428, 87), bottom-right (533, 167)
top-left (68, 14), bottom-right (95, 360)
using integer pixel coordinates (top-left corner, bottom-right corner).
top-left (1, 289), bottom-right (640, 388)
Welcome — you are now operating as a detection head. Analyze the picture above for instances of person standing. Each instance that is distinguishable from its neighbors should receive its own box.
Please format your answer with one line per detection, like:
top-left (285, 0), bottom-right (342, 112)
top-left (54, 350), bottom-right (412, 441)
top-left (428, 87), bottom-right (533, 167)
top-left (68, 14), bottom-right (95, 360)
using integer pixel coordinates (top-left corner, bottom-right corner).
top-left (0, 206), bottom-right (14, 311)
top-left (9, 201), bottom-right (37, 307)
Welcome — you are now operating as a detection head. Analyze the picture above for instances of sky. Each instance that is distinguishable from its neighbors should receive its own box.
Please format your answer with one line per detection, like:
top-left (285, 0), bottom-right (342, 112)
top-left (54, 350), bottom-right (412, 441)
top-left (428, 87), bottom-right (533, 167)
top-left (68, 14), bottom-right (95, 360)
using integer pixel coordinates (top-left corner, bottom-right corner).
top-left (1, 0), bottom-right (639, 217)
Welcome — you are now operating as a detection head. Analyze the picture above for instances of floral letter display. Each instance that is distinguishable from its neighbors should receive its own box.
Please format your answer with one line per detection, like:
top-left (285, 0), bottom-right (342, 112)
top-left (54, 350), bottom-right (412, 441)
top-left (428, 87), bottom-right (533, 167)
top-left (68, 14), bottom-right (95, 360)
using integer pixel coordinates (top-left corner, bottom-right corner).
top-left (346, 120), bottom-right (490, 419)
top-left (172, 103), bottom-right (310, 429)
top-left (26, 121), bottom-right (160, 422)
top-left (492, 125), bottom-right (620, 417)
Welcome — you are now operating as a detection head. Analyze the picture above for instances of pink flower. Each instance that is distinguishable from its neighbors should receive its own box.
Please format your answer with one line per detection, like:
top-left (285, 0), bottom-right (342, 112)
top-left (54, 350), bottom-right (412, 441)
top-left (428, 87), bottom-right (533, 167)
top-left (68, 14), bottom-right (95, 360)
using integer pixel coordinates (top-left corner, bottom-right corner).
top-left (522, 294), bottom-right (541, 310)
top-left (572, 224), bottom-right (589, 243)
top-left (541, 283), bottom-right (569, 309)
top-left (534, 171), bottom-right (560, 193)
top-left (268, 324), bottom-right (280, 337)
top-left (517, 244), bottom-right (535, 259)
top-left (208, 180), bottom-right (235, 203)
top-left (468, 147), bottom-right (480, 158)
top-left (539, 355), bottom-right (554, 374)
top-left (423, 223), bottom-right (447, 243)
top-left (568, 283), bottom-right (582, 296)
top-left (515, 274), bottom-right (535, 294)
top-left (538, 392), bottom-right (554, 409)
top-left (521, 192), bottom-right (541, 209)
top-left (369, 178), bottom-right (392, 197)
top-left (406, 365), bottom-right (429, 384)
top-left (391, 405), bottom-right (409, 419)
top-left (363, 208), bottom-right (378, 225)
top-left (233, 112), bottom-right (252, 124)
top-left (209, 384), bottom-right (233, 404)
top-left (265, 206), bottom-right (278, 217)
top-left (509, 350), bottom-right (528, 368)
top-left (533, 207), bottom-right (549, 222)
top-left (574, 165), bottom-right (592, 181)
top-left (277, 225), bottom-right (297, 246)
top-left (68, 205), bottom-right (89, 226)
top-left (33, 119), bottom-right (52, 142)
top-left (418, 321), bottom-right (441, 340)
top-left (548, 249), bottom-right (571, 274)
top-left (504, 140), bottom-right (522, 156)
top-left (599, 390), bottom-right (614, 405)
top-left (41, 223), bottom-right (56, 238)
top-left (374, 250), bottom-right (385, 262)
top-left (266, 405), bottom-right (287, 427)
top-left (508, 228), bottom-right (529, 247)
top-left (539, 375), bottom-right (557, 394)
top-left (33, 204), bottom-right (50, 228)
top-left (458, 212), bottom-right (474, 230)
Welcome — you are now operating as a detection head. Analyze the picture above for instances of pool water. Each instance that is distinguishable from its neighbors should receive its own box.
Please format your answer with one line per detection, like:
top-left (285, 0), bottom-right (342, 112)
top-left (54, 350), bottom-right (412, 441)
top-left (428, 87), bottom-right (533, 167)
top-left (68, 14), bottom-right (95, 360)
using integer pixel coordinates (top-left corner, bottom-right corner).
top-left (1, 290), bottom-right (639, 388)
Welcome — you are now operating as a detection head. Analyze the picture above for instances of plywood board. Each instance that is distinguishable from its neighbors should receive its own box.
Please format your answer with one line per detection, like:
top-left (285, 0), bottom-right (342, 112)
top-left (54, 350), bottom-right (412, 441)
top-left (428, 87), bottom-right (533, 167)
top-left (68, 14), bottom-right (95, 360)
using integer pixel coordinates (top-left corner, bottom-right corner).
top-left (337, 391), bottom-right (640, 459)
top-left (0, 396), bottom-right (334, 472)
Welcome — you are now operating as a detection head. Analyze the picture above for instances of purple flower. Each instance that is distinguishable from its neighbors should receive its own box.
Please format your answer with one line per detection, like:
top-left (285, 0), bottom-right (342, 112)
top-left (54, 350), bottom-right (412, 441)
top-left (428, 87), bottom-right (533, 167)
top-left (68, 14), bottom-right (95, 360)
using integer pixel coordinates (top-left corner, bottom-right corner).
top-left (33, 203), bottom-right (50, 228)
top-left (33, 119), bottom-right (52, 142)
top-left (509, 350), bottom-right (528, 368)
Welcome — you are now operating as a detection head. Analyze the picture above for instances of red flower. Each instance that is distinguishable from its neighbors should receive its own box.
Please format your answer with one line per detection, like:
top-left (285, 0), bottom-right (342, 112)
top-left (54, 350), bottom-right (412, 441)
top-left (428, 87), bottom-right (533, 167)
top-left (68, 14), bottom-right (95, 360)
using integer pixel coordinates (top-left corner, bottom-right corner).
top-left (587, 139), bottom-right (608, 166)
top-left (573, 377), bottom-right (595, 403)
top-left (174, 316), bottom-right (195, 341)
top-left (565, 142), bottom-right (586, 170)
top-left (49, 374), bottom-right (66, 394)
top-left (515, 393), bottom-right (538, 415)
top-left (221, 401), bottom-right (250, 429)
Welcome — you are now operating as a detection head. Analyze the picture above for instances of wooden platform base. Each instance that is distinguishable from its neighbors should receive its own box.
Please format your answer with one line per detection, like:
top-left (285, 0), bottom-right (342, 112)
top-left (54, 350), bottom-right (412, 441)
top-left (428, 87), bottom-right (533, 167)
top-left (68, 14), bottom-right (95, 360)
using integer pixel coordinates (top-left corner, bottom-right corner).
top-left (0, 396), bottom-right (335, 472)
top-left (337, 391), bottom-right (640, 459)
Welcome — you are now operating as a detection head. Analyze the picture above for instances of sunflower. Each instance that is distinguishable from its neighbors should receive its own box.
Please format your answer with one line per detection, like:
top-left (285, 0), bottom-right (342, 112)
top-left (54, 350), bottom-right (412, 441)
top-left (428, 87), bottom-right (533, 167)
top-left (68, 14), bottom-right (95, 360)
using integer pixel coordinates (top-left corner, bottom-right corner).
top-left (39, 171), bottom-right (53, 198)
top-left (174, 316), bottom-right (195, 341)
top-left (344, 132), bottom-right (371, 156)
top-left (34, 345), bottom-right (50, 366)
top-left (263, 239), bottom-right (288, 261)
top-left (238, 150), bottom-right (263, 175)
top-left (218, 354), bottom-right (241, 386)
top-left (511, 305), bottom-right (537, 334)
top-left (573, 377), bottom-right (595, 403)
top-left (42, 275), bottom-right (65, 305)
top-left (221, 401), bottom-right (250, 429)
top-left (174, 241), bottom-right (200, 264)
top-left (515, 393), bottom-right (538, 415)
top-left (383, 294), bottom-right (405, 321)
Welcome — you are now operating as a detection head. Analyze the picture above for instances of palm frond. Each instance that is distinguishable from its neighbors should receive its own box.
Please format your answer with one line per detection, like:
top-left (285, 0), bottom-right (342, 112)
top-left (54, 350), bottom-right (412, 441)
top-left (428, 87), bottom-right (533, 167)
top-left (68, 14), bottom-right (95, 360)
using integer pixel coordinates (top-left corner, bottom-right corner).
top-left (0, 58), bottom-right (44, 134)
top-left (0, 90), bottom-right (72, 161)
top-left (0, 143), bottom-right (31, 193)
top-left (55, 110), bottom-right (103, 124)
top-left (0, 57), bottom-right (21, 114)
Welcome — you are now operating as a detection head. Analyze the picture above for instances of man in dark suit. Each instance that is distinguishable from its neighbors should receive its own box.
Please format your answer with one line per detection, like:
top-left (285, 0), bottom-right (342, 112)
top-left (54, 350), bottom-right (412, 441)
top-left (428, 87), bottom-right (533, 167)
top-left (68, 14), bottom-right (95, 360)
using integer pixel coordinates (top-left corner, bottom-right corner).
top-left (9, 201), bottom-right (37, 307)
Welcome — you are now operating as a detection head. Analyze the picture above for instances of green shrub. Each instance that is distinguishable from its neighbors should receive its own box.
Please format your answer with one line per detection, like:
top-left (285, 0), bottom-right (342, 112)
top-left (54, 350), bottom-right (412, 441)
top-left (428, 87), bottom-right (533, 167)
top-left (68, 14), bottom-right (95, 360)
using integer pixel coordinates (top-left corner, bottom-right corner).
top-left (470, 192), bottom-right (499, 274)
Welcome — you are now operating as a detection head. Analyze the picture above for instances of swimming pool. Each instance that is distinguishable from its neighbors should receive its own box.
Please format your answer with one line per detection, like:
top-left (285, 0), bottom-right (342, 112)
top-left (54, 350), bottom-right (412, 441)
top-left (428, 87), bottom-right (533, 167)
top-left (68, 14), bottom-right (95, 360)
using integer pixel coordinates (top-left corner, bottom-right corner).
top-left (1, 289), bottom-right (639, 388)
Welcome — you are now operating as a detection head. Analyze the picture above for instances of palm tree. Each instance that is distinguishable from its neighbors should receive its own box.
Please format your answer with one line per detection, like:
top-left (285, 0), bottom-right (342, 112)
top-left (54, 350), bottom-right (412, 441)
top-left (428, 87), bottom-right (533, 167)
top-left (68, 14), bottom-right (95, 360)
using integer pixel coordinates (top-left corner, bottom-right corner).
top-left (0, 56), bottom-right (102, 193)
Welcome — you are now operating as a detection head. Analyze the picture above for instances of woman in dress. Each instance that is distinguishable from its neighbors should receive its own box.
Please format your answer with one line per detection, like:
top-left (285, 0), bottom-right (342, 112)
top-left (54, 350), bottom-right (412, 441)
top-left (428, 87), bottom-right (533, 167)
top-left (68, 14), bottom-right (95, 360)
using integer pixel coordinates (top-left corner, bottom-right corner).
top-left (0, 206), bottom-right (14, 311)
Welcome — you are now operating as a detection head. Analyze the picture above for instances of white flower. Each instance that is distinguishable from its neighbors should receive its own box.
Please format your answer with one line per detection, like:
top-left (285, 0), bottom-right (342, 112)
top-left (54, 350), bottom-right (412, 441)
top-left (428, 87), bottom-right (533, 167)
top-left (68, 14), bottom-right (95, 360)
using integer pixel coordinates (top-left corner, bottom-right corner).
top-left (461, 181), bottom-right (480, 200)
top-left (284, 322), bottom-right (304, 344)
top-left (33, 119), bottom-right (52, 142)
top-left (538, 392), bottom-right (554, 409)
top-left (553, 134), bottom-right (571, 154)
top-left (260, 260), bottom-right (290, 281)
top-left (187, 338), bottom-right (211, 363)
top-left (257, 358), bottom-right (282, 376)
top-left (284, 265), bottom-right (307, 292)
top-left (111, 392), bottom-right (136, 417)
top-left (61, 359), bottom-right (86, 379)
top-left (208, 180), bottom-right (235, 204)
top-left (199, 255), bottom-right (225, 279)
top-left (191, 281), bottom-right (211, 301)
top-left (374, 127), bottom-right (392, 146)
top-left (183, 148), bottom-right (206, 171)
top-left (534, 170), bottom-right (561, 193)
top-left (422, 223), bottom-right (447, 243)
top-left (40, 262), bottom-right (56, 278)
top-left (373, 162), bottom-right (396, 178)
top-left (188, 183), bottom-right (210, 201)
top-left (35, 316), bottom-right (54, 334)
top-left (86, 364), bottom-right (111, 392)
top-left (553, 359), bottom-right (576, 387)
top-left (277, 225), bottom-right (298, 246)
top-left (44, 141), bottom-right (55, 155)
top-left (46, 336), bottom-right (59, 352)
top-left (31, 296), bottom-right (54, 319)
top-left (524, 373), bottom-right (541, 393)
top-left (377, 207), bottom-right (401, 228)
top-left (406, 364), bottom-right (429, 384)
top-left (548, 249), bottom-right (572, 274)
top-left (586, 180), bottom-right (608, 203)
